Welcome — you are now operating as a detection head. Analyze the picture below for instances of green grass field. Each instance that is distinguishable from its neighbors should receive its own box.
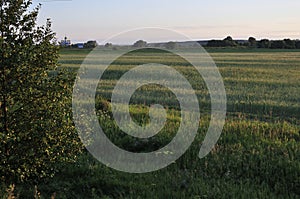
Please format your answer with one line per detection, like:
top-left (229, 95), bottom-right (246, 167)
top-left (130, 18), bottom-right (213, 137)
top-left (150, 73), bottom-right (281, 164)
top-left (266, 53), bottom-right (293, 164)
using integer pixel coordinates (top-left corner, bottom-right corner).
top-left (4, 48), bottom-right (299, 198)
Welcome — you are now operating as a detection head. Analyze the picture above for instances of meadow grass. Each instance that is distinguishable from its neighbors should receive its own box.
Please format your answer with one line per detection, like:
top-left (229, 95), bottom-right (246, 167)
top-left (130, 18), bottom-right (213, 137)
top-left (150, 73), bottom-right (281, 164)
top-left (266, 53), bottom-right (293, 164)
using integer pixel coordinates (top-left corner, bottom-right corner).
top-left (3, 48), bottom-right (299, 198)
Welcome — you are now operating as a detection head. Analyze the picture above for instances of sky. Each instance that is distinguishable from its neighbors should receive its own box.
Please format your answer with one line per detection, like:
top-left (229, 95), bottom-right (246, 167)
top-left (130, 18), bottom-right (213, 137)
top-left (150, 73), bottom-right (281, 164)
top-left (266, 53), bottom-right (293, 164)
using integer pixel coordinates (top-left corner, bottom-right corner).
top-left (32, 0), bottom-right (300, 44)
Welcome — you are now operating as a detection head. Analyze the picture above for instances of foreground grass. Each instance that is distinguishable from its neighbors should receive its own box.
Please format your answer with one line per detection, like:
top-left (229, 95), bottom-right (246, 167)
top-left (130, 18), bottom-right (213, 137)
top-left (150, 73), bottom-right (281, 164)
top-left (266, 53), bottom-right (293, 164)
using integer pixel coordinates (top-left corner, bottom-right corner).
top-left (2, 116), bottom-right (299, 198)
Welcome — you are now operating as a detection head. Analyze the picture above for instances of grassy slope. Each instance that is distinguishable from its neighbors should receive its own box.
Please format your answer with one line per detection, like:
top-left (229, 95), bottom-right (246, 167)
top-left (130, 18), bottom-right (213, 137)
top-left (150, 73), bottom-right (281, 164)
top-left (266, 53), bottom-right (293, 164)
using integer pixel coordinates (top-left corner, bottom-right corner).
top-left (3, 48), bottom-right (299, 199)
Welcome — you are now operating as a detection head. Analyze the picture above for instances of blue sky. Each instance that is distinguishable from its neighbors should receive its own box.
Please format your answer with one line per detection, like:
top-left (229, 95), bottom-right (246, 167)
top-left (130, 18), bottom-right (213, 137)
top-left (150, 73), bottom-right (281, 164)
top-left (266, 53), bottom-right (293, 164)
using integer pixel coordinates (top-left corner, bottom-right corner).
top-left (33, 0), bottom-right (300, 43)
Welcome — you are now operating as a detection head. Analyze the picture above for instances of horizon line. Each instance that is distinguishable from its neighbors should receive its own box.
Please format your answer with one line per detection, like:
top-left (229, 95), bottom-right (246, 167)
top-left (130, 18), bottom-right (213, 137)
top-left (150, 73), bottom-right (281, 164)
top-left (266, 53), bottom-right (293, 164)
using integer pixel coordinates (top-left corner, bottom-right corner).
top-left (63, 37), bottom-right (300, 46)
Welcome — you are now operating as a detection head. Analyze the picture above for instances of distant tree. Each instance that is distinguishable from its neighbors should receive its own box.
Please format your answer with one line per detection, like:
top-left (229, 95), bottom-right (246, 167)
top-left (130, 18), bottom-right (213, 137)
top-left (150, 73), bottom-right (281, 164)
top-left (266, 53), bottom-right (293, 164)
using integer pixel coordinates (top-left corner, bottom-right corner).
top-left (257, 39), bottom-right (271, 48)
top-left (223, 36), bottom-right (238, 47)
top-left (133, 40), bottom-right (147, 48)
top-left (295, 40), bottom-right (300, 49)
top-left (224, 36), bottom-right (233, 41)
top-left (165, 41), bottom-right (178, 49)
top-left (71, 44), bottom-right (78, 48)
top-left (104, 43), bottom-right (113, 48)
top-left (283, 39), bottom-right (295, 49)
top-left (206, 40), bottom-right (227, 47)
top-left (270, 40), bottom-right (285, 49)
top-left (248, 37), bottom-right (257, 48)
top-left (84, 40), bottom-right (98, 48)
top-left (0, 0), bottom-right (82, 182)
top-left (154, 43), bottom-right (162, 48)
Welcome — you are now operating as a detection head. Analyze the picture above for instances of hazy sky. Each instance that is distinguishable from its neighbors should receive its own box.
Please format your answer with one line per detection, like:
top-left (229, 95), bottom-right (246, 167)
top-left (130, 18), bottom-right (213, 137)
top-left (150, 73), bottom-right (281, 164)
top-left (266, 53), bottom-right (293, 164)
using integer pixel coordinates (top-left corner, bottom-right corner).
top-left (33, 0), bottom-right (300, 44)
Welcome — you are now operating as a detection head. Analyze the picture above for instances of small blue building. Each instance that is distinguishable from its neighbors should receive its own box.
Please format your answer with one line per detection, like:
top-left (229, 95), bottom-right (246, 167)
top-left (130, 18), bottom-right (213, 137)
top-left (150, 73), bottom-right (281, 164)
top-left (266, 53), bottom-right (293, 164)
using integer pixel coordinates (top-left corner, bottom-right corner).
top-left (77, 43), bottom-right (84, 49)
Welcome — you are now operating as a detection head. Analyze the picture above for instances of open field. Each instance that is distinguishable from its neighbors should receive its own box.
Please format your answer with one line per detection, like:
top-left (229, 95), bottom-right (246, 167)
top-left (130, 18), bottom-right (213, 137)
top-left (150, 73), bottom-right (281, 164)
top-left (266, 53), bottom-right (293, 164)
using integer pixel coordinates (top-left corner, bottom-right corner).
top-left (4, 48), bottom-right (299, 198)
top-left (61, 48), bottom-right (300, 122)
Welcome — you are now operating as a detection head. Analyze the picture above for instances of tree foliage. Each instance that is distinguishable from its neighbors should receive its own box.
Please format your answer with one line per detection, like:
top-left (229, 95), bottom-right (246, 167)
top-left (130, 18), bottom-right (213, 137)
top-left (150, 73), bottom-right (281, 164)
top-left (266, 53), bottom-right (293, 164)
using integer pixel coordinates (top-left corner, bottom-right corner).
top-left (206, 36), bottom-right (238, 47)
top-left (206, 36), bottom-right (300, 49)
top-left (165, 41), bottom-right (178, 50)
top-left (0, 0), bottom-right (82, 182)
top-left (133, 40), bottom-right (147, 48)
top-left (296, 40), bottom-right (300, 49)
top-left (104, 42), bottom-right (113, 48)
top-left (283, 39), bottom-right (296, 49)
top-left (270, 40), bottom-right (285, 49)
top-left (257, 39), bottom-right (271, 48)
top-left (248, 37), bottom-right (257, 48)
top-left (84, 40), bottom-right (97, 49)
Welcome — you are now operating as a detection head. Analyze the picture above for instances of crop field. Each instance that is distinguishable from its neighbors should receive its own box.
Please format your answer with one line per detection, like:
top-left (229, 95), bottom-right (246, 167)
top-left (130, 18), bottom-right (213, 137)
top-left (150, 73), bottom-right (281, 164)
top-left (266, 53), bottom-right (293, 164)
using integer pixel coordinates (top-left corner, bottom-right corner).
top-left (7, 48), bottom-right (299, 198)
top-left (60, 48), bottom-right (300, 121)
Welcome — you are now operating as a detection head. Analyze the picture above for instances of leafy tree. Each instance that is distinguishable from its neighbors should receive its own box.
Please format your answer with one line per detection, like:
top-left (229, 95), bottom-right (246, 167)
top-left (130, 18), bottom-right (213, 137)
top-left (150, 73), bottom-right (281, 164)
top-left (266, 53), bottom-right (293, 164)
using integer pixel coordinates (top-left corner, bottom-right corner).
top-left (133, 40), bottom-right (147, 48)
top-left (206, 37), bottom-right (238, 48)
top-left (248, 37), bottom-right (257, 48)
top-left (270, 40), bottom-right (285, 49)
top-left (104, 42), bottom-right (113, 48)
top-left (257, 39), bottom-right (270, 48)
top-left (0, 0), bottom-right (82, 182)
top-left (283, 39), bottom-right (295, 49)
top-left (84, 40), bottom-right (97, 48)
top-left (165, 41), bottom-right (178, 49)
top-left (224, 36), bottom-right (233, 41)
top-left (206, 40), bottom-right (226, 47)
top-left (295, 40), bottom-right (300, 49)
top-left (223, 36), bottom-right (238, 47)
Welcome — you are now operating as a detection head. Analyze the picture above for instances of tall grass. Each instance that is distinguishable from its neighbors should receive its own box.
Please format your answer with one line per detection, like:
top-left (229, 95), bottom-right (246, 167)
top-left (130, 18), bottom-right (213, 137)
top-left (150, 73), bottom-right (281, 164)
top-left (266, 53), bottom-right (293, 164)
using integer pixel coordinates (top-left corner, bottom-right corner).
top-left (3, 48), bottom-right (299, 198)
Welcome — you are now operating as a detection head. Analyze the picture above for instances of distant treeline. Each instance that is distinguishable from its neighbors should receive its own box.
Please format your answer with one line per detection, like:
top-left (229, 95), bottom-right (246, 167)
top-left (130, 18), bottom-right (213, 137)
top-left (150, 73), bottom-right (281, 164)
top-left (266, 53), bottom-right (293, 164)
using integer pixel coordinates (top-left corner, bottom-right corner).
top-left (204, 36), bottom-right (300, 49)
top-left (60, 40), bottom-right (98, 49)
